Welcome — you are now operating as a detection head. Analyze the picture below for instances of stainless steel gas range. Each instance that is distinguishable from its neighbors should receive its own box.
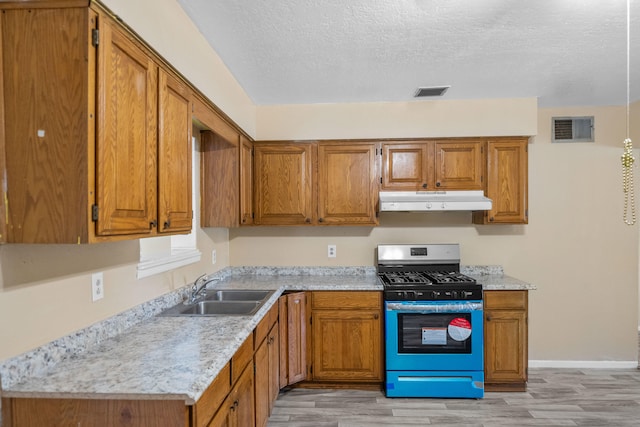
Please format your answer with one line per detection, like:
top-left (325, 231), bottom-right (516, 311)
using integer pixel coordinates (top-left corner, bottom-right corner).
top-left (378, 243), bottom-right (484, 399)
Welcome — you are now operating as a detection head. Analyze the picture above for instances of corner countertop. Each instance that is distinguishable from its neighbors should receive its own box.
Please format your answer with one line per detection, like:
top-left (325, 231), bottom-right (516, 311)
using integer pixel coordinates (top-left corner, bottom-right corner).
top-left (2, 268), bottom-right (533, 405)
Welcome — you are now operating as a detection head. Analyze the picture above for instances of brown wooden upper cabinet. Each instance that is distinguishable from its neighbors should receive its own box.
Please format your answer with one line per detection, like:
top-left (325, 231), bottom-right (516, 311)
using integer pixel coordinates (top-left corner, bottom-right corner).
top-left (253, 141), bottom-right (378, 226)
top-left (381, 139), bottom-right (484, 191)
top-left (253, 142), bottom-right (315, 225)
top-left (0, 4), bottom-right (193, 243)
top-left (473, 138), bottom-right (528, 224)
top-left (317, 142), bottom-right (378, 225)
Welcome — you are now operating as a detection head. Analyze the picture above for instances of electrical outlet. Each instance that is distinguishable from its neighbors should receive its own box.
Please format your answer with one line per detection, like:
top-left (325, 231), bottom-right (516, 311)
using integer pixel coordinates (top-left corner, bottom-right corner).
top-left (92, 272), bottom-right (104, 302)
top-left (212, 249), bottom-right (217, 265)
top-left (328, 244), bottom-right (337, 258)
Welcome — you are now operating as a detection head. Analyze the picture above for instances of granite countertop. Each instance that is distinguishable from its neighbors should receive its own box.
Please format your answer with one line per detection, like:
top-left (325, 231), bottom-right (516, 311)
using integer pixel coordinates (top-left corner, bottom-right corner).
top-left (1, 269), bottom-right (533, 405)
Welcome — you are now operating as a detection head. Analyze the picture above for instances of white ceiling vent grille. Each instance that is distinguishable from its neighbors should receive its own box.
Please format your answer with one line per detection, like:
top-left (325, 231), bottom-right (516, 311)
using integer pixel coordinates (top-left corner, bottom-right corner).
top-left (414, 86), bottom-right (450, 97)
top-left (552, 116), bottom-right (594, 143)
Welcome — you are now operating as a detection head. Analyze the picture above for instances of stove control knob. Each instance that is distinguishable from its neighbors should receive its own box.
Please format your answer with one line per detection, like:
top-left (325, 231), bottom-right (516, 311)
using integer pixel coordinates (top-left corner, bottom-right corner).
top-left (432, 291), bottom-right (440, 298)
top-left (450, 291), bottom-right (458, 299)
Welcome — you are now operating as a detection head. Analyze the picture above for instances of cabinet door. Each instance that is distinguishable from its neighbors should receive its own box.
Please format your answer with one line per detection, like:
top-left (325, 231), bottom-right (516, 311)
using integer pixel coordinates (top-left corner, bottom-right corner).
top-left (475, 138), bottom-right (528, 224)
top-left (484, 291), bottom-right (528, 391)
top-left (317, 142), bottom-right (378, 225)
top-left (254, 334), bottom-right (269, 427)
top-left (157, 69), bottom-right (192, 233)
top-left (485, 309), bottom-right (527, 385)
top-left (96, 20), bottom-right (157, 236)
top-left (253, 143), bottom-right (315, 225)
top-left (267, 327), bottom-right (280, 414)
top-left (434, 140), bottom-right (484, 189)
top-left (381, 142), bottom-right (432, 190)
top-left (311, 310), bottom-right (383, 382)
top-left (240, 136), bottom-right (254, 225)
top-left (255, 326), bottom-right (279, 427)
top-left (208, 365), bottom-right (254, 427)
top-left (234, 364), bottom-right (255, 427)
top-left (279, 292), bottom-right (308, 386)
top-left (2, 7), bottom-right (91, 243)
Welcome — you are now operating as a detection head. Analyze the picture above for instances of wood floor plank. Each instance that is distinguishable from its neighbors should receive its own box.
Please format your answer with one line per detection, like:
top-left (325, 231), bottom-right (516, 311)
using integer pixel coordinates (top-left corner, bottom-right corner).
top-left (268, 368), bottom-right (640, 426)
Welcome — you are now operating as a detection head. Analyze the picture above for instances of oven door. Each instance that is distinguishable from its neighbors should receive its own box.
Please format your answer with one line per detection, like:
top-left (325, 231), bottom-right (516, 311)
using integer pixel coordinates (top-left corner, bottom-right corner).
top-left (385, 300), bottom-right (483, 372)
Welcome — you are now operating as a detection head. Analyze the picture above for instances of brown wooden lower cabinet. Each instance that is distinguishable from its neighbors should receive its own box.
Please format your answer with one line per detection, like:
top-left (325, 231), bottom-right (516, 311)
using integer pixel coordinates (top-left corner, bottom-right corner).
top-left (279, 292), bottom-right (309, 387)
top-left (310, 291), bottom-right (383, 384)
top-left (207, 363), bottom-right (255, 427)
top-left (484, 290), bottom-right (529, 391)
top-left (1, 397), bottom-right (187, 427)
top-left (254, 303), bottom-right (280, 427)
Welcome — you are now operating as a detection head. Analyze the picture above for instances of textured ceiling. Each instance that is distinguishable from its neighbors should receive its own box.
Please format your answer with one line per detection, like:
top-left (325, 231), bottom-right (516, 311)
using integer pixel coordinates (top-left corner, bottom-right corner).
top-left (177, 0), bottom-right (639, 107)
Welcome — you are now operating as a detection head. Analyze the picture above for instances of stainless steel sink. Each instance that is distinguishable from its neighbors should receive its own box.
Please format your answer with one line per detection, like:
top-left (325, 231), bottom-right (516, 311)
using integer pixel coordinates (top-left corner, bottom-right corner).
top-left (205, 290), bottom-right (273, 302)
top-left (159, 289), bottom-right (275, 317)
top-left (180, 300), bottom-right (262, 315)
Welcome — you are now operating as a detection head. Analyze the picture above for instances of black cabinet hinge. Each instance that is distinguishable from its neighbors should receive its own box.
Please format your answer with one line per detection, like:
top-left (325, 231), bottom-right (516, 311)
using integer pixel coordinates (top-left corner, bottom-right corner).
top-left (91, 204), bottom-right (99, 221)
top-left (380, 177), bottom-right (382, 184)
top-left (91, 29), bottom-right (99, 47)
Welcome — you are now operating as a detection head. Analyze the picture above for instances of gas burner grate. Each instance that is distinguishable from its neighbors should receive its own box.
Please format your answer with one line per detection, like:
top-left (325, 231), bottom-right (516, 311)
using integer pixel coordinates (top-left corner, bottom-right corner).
top-left (425, 271), bottom-right (476, 284)
top-left (379, 272), bottom-right (432, 285)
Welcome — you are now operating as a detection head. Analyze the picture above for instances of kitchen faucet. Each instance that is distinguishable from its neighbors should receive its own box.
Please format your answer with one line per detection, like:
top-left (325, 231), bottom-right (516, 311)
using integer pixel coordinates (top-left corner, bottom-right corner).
top-left (187, 274), bottom-right (210, 304)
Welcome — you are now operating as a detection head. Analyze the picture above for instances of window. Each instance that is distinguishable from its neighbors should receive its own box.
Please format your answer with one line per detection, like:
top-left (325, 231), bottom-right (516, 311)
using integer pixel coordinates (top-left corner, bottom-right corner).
top-left (136, 135), bottom-right (201, 279)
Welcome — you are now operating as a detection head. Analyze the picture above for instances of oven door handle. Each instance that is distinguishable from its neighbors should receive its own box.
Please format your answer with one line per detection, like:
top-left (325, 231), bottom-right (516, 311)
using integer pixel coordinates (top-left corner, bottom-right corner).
top-left (386, 302), bottom-right (483, 313)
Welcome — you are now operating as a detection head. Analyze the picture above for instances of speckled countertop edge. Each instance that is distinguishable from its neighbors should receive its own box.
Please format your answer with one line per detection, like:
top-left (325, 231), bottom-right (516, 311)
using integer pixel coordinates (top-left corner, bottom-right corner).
top-left (0, 266), bottom-right (533, 404)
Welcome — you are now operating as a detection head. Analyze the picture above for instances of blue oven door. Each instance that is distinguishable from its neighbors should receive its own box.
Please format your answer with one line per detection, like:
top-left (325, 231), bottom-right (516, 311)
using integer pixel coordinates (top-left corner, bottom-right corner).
top-left (385, 300), bottom-right (484, 398)
top-left (385, 300), bottom-right (484, 372)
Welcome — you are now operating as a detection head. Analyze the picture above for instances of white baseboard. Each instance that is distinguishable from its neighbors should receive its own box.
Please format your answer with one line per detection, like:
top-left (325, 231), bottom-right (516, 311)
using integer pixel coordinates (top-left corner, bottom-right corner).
top-left (529, 360), bottom-right (639, 369)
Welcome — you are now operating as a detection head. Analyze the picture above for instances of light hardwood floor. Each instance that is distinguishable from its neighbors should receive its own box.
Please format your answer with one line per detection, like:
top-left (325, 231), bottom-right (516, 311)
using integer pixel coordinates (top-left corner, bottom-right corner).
top-left (267, 368), bottom-right (640, 426)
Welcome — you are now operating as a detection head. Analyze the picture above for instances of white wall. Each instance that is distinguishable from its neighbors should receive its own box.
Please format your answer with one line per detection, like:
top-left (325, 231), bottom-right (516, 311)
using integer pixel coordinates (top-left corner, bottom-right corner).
top-left (256, 98), bottom-right (537, 140)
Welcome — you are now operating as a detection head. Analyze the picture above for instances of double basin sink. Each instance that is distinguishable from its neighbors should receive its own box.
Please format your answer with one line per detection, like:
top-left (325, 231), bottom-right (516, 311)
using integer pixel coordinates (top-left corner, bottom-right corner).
top-left (160, 289), bottom-right (275, 317)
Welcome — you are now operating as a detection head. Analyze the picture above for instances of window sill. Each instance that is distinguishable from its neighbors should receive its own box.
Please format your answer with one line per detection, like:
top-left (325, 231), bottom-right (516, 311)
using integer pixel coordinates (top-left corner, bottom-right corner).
top-left (137, 248), bottom-right (202, 279)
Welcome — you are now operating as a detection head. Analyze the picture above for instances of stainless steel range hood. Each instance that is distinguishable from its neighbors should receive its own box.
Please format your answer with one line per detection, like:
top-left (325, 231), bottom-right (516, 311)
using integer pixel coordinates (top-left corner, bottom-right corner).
top-left (379, 191), bottom-right (492, 212)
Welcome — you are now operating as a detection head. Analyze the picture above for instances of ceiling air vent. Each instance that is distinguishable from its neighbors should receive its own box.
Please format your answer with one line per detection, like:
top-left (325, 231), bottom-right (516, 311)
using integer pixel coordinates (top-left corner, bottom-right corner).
top-left (552, 116), bottom-right (594, 143)
top-left (414, 86), bottom-right (450, 97)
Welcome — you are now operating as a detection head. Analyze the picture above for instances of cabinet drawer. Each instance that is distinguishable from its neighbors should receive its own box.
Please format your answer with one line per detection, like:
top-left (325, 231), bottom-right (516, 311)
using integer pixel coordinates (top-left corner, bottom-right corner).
top-left (484, 290), bottom-right (527, 310)
top-left (231, 335), bottom-right (254, 384)
top-left (194, 362), bottom-right (231, 427)
top-left (312, 291), bottom-right (381, 310)
top-left (255, 302), bottom-right (278, 346)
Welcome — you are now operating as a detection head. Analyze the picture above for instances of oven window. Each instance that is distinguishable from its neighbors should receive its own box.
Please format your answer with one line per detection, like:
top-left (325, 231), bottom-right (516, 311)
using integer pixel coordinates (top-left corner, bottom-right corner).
top-left (397, 312), bottom-right (473, 354)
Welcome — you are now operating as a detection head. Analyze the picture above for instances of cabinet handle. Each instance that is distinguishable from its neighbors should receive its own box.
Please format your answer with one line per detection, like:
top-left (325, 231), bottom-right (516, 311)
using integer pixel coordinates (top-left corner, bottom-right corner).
top-left (164, 220), bottom-right (171, 229)
top-left (318, 218), bottom-right (324, 223)
top-left (422, 183), bottom-right (427, 189)
top-left (436, 182), bottom-right (441, 187)
top-left (486, 315), bottom-right (492, 321)
top-left (149, 220), bottom-right (157, 229)
top-left (374, 314), bottom-right (379, 319)
top-left (305, 218), bottom-right (311, 223)
top-left (489, 217), bottom-right (494, 222)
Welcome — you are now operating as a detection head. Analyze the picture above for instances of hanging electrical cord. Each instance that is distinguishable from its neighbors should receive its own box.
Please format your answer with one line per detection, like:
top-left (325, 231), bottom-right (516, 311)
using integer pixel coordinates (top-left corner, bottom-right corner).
top-left (622, 0), bottom-right (636, 225)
